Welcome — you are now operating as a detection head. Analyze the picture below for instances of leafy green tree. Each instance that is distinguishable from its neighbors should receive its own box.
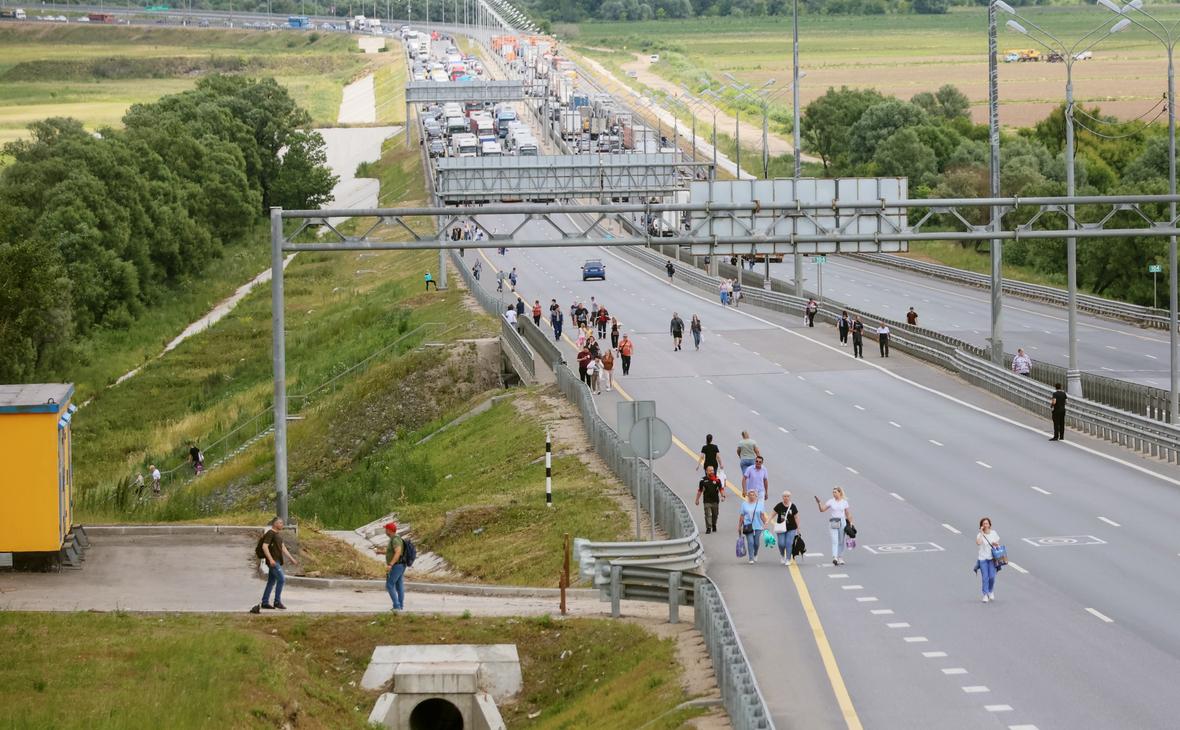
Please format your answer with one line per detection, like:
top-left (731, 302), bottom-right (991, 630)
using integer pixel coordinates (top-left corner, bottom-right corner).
top-left (0, 238), bottom-right (73, 382)
top-left (801, 86), bottom-right (886, 173)
top-left (848, 99), bottom-right (928, 166)
top-left (872, 127), bottom-right (938, 186)
top-left (270, 130), bottom-right (338, 211)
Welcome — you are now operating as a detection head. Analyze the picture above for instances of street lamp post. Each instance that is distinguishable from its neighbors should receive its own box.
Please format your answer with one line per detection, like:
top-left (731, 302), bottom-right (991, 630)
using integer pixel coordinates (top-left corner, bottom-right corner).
top-left (988, 1), bottom-right (1004, 365)
top-left (999, 1), bottom-right (1130, 397)
top-left (792, 0), bottom-right (804, 295)
top-left (1097, 0), bottom-right (1179, 420)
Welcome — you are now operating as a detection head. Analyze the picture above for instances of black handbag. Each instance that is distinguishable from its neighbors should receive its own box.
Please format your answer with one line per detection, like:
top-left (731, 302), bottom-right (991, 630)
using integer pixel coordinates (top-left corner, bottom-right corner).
top-left (792, 533), bottom-right (806, 557)
top-left (843, 523), bottom-right (858, 539)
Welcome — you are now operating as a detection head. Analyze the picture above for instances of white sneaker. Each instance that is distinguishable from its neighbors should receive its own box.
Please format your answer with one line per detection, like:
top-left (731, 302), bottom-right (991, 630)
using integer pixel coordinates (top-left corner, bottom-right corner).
top-left (982, 595), bottom-right (989, 603)
top-left (786, 559), bottom-right (794, 566)
top-left (748, 559), bottom-right (755, 564)
top-left (836, 558), bottom-right (845, 566)
top-left (988, 592), bottom-right (995, 601)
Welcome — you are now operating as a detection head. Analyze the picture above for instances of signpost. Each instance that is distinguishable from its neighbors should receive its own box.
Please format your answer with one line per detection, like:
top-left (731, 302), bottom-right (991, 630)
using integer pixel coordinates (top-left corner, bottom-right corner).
top-left (628, 416), bottom-right (672, 540)
top-left (1151, 264), bottom-right (1163, 308)
top-left (806, 255), bottom-right (827, 302)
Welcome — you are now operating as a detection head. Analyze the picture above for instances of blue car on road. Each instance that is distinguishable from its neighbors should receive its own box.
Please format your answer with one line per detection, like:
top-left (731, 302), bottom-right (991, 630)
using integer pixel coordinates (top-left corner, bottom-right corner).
top-left (581, 260), bottom-right (606, 281)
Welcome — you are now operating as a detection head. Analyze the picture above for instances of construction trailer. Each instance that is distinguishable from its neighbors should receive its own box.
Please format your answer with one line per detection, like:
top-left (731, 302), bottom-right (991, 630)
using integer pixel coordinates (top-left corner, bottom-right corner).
top-left (0, 383), bottom-right (88, 569)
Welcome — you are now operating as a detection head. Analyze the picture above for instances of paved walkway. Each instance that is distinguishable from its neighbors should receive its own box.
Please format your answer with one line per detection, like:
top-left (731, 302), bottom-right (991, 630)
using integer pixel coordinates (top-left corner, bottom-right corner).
top-left (338, 74), bottom-right (377, 124)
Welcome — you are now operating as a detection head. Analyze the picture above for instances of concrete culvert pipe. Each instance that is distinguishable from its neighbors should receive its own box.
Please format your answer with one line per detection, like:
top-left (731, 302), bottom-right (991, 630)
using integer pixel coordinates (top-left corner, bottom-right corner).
top-left (408, 698), bottom-right (464, 730)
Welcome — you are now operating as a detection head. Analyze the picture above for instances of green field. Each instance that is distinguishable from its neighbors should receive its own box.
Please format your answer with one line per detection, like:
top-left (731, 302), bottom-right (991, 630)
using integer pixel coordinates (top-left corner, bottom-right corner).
top-left (566, 7), bottom-right (1180, 128)
top-left (0, 612), bottom-right (702, 730)
top-left (0, 24), bottom-right (370, 142)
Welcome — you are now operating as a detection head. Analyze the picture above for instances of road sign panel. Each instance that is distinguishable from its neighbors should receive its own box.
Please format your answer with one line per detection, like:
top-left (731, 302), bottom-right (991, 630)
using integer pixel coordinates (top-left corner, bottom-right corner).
top-left (629, 416), bottom-right (672, 460)
top-left (1149, 264), bottom-right (1163, 273)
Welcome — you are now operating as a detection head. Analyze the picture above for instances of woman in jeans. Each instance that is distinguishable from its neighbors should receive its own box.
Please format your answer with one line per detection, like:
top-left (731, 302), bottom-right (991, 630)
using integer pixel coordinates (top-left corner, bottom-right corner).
top-left (772, 491), bottom-right (800, 566)
top-left (690, 315), bottom-right (703, 351)
top-left (976, 517), bottom-right (1001, 603)
top-left (737, 491), bottom-right (768, 565)
top-left (815, 486), bottom-right (852, 566)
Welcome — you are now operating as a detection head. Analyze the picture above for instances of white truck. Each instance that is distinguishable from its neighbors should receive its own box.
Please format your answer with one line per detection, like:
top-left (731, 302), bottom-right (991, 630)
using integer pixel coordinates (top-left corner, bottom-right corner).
top-left (451, 133), bottom-right (480, 158)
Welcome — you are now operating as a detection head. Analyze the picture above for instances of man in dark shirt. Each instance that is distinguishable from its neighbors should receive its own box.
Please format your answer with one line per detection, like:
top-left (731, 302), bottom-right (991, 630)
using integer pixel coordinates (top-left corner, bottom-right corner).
top-left (851, 317), bottom-right (865, 359)
top-left (1050, 383), bottom-right (1068, 441)
top-left (576, 346), bottom-right (592, 385)
top-left (670, 312), bottom-right (684, 352)
top-left (697, 433), bottom-right (723, 474)
top-left (694, 466), bottom-right (726, 533)
top-left (253, 517), bottom-right (298, 612)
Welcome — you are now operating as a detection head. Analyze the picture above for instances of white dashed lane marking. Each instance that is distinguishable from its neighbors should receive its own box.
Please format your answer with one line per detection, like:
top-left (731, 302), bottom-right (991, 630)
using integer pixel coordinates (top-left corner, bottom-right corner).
top-left (976, 461), bottom-right (992, 469)
top-left (903, 636), bottom-right (929, 643)
top-left (986, 705), bottom-right (1013, 713)
top-left (870, 609), bottom-right (894, 615)
top-left (886, 622), bottom-right (910, 628)
top-left (778, 426), bottom-right (789, 433)
top-left (853, 404), bottom-right (865, 411)
top-left (889, 421), bottom-right (902, 428)
top-left (942, 668), bottom-right (968, 675)
top-left (1097, 516), bottom-right (1121, 527)
top-left (890, 492), bottom-right (905, 501)
top-left (846, 467), bottom-right (859, 474)
top-left (962, 686), bottom-right (990, 694)
top-left (1030, 486), bottom-right (1051, 495)
top-left (929, 439), bottom-right (943, 447)
top-left (942, 524), bottom-right (962, 535)
top-left (922, 651), bottom-right (947, 658)
top-left (1086, 607), bottom-right (1114, 623)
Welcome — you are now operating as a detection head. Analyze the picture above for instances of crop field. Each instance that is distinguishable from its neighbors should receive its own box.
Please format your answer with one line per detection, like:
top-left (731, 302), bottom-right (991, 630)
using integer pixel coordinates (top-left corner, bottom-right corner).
top-left (0, 24), bottom-right (369, 143)
top-left (565, 7), bottom-right (1180, 128)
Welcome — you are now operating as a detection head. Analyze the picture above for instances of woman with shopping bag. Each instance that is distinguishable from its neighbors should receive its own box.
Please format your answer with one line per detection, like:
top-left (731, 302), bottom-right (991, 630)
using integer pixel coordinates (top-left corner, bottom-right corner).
top-left (737, 491), bottom-right (769, 565)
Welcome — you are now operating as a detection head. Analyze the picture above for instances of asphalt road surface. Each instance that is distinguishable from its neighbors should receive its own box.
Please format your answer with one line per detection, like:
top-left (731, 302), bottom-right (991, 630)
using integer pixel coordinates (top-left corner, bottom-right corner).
top-left (770, 255), bottom-right (1171, 386)
top-left (463, 216), bottom-right (1180, 730)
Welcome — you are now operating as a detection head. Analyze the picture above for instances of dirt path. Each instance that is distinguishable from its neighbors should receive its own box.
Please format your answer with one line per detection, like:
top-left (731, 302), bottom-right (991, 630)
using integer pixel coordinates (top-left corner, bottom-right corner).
top-left (617, 52), bottom-right (821, 164)
top-left (338, 73), bottom-right (377, 124)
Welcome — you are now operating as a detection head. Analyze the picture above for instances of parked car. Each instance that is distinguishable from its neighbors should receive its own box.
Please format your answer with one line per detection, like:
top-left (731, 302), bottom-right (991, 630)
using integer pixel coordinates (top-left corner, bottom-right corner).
top-left (581, 260), bottom-right (606, 281)
top-left (428, 139), bottom-right (447, 158)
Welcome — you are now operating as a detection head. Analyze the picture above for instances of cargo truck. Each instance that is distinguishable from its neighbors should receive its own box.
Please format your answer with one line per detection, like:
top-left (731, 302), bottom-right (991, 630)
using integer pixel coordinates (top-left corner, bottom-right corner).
top-left (495, 107), bottom-right (518, 138)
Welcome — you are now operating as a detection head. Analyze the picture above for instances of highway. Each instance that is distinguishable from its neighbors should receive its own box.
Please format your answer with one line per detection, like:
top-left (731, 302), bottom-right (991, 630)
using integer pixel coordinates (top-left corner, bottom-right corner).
top-left (462, 217), bottom-right (1180, 729)
top-left (769, 255), bottom-right (1172, 386)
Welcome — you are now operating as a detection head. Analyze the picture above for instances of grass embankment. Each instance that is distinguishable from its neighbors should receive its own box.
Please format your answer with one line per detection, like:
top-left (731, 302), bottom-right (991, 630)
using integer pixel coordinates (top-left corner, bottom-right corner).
top-left (0, 612), bottom-right (702, 730)
top-left (372, 53), bottom-right (408, 125)
top-left (902, 241), bottom-right (1069, 290)
top-left (0, 24), bottom-right (369, 142)
top-left (295, 392), bottom-right (634, 585)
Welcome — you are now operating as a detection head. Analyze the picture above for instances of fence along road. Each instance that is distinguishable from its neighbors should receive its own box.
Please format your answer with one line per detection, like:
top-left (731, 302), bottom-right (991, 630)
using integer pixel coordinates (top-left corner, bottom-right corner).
top-left (766, 253), bottom-right (1173, 387)
top-left (454, 211), bottom-right (1180, 730)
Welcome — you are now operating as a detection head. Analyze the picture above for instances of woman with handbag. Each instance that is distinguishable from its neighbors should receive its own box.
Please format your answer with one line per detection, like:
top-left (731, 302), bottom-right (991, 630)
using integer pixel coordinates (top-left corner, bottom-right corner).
top-left (975, 517), bottom-right (1002, 603)
top-left (737, 491), bottom-right (769, 565)
top-left (815, 487), bottom-right (852, 566)
top-left (772, 491), bottom-right (800, 566)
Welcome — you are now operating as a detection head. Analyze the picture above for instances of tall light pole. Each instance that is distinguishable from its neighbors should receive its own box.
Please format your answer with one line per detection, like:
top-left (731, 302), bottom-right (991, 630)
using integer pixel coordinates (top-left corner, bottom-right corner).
top-left (988, 1), bottom-right (1004, 365)
top-left (1097, 0), bottom-right (1178, 419)
top-left (792, 0), bottom-right (804, 296)
top-left (999, 2), bottom-right (1130, 397)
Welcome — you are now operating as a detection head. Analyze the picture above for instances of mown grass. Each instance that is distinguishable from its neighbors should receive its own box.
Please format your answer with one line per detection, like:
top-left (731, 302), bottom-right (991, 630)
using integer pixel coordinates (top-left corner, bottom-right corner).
top-left (903, 241), bottom-right (1069, 289)
top-left (0, 612), bottom-right (701, 730)
top-left (0, 24), bottom-right (367, 137)
top-left (294, 391), bottom-right (634, 586)
top-left (372, 54), bottom-right (408, 125)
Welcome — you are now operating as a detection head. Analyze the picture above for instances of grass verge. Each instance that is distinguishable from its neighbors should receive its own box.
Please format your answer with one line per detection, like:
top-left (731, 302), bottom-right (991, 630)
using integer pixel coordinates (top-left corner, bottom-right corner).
top-left (0, 612), bottom-right (702, 730)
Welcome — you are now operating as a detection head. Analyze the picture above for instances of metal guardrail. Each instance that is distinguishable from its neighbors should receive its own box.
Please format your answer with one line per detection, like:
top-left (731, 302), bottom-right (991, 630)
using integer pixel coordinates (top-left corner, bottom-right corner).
top-left (621, 244), bottom-right (1180, 464)
top-left (852, 252), bottom-right (1171, 329)
top-left (500, 317), bottom-right (536, 381)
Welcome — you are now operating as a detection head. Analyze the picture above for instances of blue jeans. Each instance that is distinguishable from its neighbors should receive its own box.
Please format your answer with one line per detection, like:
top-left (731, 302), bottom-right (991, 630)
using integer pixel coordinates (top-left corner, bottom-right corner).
top-left (830, 519), bottom-right (845, 559)
top-left (262, 563), bottom-right (285, 605)
top-left (776, 529), bottom-right (798, 559)
top-left (692, 330), bottom-right (701, 348)
top-left (977, 559), bottom-right (997, 596)
top-left (744, 529), bottom-right (761, 558)
top-left (386, 563), bottom-right (406, 609)
top-left (739, 458), bottom-right (755, 475)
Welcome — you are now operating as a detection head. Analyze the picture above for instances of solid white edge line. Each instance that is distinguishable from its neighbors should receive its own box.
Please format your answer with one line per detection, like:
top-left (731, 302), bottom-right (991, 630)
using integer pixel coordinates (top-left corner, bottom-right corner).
top-left (599, 246), bottom-right (1180, 490)
top-left (1086, 607), bottom-right (1114, 623)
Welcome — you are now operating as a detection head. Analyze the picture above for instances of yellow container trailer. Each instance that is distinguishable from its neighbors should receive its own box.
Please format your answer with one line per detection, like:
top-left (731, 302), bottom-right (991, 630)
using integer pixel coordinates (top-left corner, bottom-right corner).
top-left (0, 383), bottom-right (87, 569)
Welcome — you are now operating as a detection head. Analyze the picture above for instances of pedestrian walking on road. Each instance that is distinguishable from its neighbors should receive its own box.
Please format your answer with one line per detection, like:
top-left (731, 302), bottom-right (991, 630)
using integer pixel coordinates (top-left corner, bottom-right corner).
top-left (851, 316), bottom-right (864, 358)
top-left (577, 346), bottom-right (591, 385)
top-left (738, 491), bottom-right (769, 564)
top-left (619, 335), bottom-right (634, 375)
top-left (424, 272), bottom-right (438, 291)
top-left (816, 487), bottom-right (852, 566)
top-left (514, 298), bottom-right (525, 320)
top-left (670, 312), bottom-right (685, 351)
top-left (690, 314), bottom-right (702, 350)
top-left (772, 491), bottom-right (800, 566)
top-left (588, 356), bottom-right (602, 394)
top-left (472, 260), bottom-right (482, 281)
top-left (732, 280), bottom-right (742, 307)
top-left (805, 299), bottom-right (818, 327)
top-left (742, 455), bottom-right (769, 501)
top-left (504, 306), bottom-right (518, 329)
top-left (550, 307), bottom-right (564, 342)
top-left (838, 311), bottom-right (850, 346)
top-left (906, 307), bottom-right (918, 326)
top-left (496, 269), bottom-right (506, 293)
top-left (736, 431), bottom-right (761, 474)
top-left (975, 517), bottom-right (1001, 603)
top-left (666, 260), bottom-right (676, 282)
top-left (720, 280), bottom-right (730, 305)
top-left (532, 300), bottom-right (543, 326)
top-left (253, 517), bottom-right (298, 612)
top-left (697, 433), bottom-right (723, 474)
top-left (877, 324), bottom-right (891, 357)
top-left (695, 465), bottom-right (726, 534)
top-left (1050, 383), bottom-right (1068, 441)
top-left (601, 349), bottom-right (615, 392)
top-left (1012, 348), bottom-right (1032, 377)
top-left (590, 296), bottom-right (598, 321)
top-left (610, 318), bottom-right (620, 350)
top-left (384, 522), bottom-right (407, 610)
top-left (597, 306), bottom-right (609, 339)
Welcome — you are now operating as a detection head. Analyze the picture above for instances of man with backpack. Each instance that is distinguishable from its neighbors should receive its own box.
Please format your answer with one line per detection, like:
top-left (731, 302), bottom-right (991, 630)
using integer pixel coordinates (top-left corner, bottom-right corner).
top-left (385, 522), bottom-right (413, 611)
top-left (251, 516), bottom-right (298, 612)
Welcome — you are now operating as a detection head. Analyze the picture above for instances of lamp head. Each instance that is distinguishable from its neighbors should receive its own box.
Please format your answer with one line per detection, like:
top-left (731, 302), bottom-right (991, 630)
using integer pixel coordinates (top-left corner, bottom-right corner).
top-left (1006, 19), bottom-right (1029, 34)
top-left (1095, 0), bottom-right (1121, 12)
top-left (994, 0), bottom-right (1016, 14)
top-left (1110, 17), bottom-right (1131, 32)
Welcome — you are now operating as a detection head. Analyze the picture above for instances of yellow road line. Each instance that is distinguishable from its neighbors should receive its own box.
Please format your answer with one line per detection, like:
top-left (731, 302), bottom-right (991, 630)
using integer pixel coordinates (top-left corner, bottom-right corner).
top-left (475, 248), bottom-right (862, 729)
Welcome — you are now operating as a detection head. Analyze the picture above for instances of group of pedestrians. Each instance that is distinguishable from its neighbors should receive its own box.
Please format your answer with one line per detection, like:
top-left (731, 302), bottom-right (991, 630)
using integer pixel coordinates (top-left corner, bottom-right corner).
top-left (718, 279), bottom-right (743, 306)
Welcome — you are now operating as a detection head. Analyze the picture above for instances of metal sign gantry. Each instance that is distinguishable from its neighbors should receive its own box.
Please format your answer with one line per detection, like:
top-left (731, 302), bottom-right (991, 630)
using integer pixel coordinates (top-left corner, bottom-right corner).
top-left (435, 153), bottom-right (705, 202)
top-left (404, 79), bottom-right (525, 105)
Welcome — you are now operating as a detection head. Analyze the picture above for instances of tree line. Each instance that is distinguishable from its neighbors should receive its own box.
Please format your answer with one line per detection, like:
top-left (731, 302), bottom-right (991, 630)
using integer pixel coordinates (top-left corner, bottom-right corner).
top-left (0, 75), bottom-right (337, 382)
top-left (802, 84), bottom-right (1172, 304)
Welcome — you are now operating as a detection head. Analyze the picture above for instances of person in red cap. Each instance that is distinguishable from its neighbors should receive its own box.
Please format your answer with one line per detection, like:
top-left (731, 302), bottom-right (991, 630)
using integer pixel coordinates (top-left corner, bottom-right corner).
top-left (384, 522), bottom-right (406, 610)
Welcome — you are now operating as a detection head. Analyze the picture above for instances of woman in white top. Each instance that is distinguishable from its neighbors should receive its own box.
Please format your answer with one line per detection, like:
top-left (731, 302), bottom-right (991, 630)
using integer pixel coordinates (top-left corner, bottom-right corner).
top-left (815, 486), bottom-right (852, 566)
top-left (976, 517), bottom-right (1001, 602)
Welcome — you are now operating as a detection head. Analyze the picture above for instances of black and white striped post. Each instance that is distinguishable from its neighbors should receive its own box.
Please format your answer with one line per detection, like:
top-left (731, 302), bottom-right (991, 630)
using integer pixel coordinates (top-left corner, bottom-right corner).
top-left (545, 428), bottom-right (553, 507)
